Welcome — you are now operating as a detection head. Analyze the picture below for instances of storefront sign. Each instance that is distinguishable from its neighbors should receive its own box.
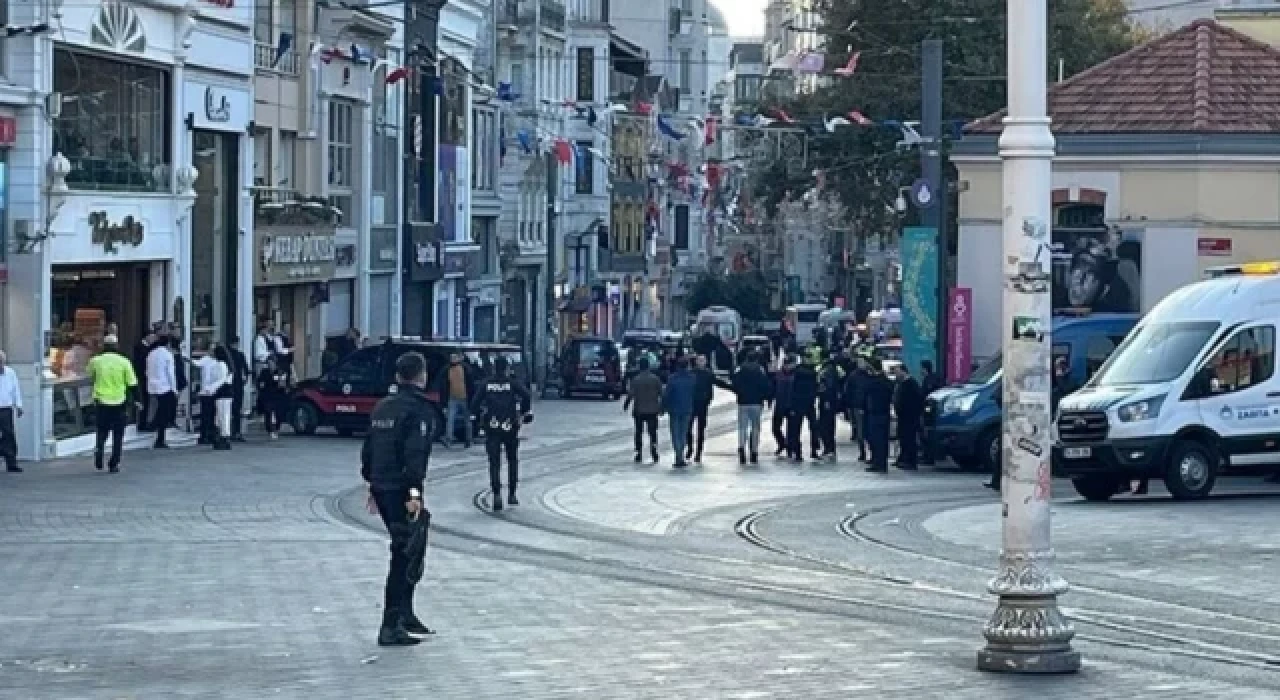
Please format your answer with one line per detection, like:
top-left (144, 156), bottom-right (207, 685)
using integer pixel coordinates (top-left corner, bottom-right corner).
top-left (1197, 237), bottom-right (1232, 257)
top-left (89, 211), bottom-right (144, 253)
top-left (183, 82), bottom-right (250, 132)
top-left (0, 116), bottom-right (16, 146)
top-left (370, 228), bottom-right (398, 271)
top-left (256, 226), bottom-right (337, 285)
top-left (407, 222), bottom-right (444, 282)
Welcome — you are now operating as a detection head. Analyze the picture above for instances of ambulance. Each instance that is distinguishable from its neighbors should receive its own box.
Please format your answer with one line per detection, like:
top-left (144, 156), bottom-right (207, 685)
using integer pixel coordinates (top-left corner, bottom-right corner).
top-left (1055, 261), bottom-right (1280, 501)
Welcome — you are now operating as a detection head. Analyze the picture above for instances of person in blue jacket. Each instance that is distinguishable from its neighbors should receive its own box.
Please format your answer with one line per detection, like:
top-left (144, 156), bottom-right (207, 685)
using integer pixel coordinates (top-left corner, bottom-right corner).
top-left (662, 356), bottom-right (697, 468)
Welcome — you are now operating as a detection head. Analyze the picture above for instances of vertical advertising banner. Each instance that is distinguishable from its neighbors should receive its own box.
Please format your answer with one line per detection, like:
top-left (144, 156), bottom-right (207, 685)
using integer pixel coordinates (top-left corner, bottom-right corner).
top-left (901, 226), bottom-right (939, 375)
top-left (438, 145), bottom-right (457, 241)
top-left (947, 287), bottom-right (973, 384)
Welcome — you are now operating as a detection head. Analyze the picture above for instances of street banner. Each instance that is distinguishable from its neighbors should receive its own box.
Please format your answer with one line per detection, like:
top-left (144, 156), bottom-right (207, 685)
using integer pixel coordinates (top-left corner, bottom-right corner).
top-left (901, 226), bottom-right (939, 374)
top-left (947, 287), bottom-right (973, 383)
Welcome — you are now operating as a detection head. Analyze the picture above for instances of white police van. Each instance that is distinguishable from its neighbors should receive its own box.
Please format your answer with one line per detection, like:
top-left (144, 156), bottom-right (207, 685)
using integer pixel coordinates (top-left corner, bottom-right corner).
top-left (1055, 261), bottom-right (1280, 501)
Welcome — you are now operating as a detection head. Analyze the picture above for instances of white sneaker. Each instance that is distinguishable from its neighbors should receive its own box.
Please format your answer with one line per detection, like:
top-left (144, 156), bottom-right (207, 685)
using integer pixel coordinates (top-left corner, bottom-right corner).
top-left (270, 433), bottom-right (279, 440)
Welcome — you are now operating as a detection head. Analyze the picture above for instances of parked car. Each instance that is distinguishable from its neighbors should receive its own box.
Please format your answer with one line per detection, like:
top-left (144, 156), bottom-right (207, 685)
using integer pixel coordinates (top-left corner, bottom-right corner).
top-left (289, 338), bottom-right (532, 438)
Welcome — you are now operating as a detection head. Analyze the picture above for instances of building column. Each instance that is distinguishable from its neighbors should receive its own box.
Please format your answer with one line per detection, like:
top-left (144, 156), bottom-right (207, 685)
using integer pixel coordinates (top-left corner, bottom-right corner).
top-left (357, 96), bottom-right (374, 337)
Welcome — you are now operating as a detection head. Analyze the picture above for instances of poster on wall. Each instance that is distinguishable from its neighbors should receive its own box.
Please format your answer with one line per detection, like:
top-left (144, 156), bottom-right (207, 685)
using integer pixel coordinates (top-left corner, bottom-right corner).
top-left (946, 287), bottom-right (972, 384)
top-left (438, 145), bottom-right (457, 241)
top-left (1050, 227), bottom-right (1142, 313)
top-left (901, 226), bottom-right (939, 374)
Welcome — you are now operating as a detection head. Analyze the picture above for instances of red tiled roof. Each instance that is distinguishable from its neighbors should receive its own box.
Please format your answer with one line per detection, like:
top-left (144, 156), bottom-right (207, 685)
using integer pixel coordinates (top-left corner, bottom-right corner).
top-left (966, 19), bottom-right (1280, 135)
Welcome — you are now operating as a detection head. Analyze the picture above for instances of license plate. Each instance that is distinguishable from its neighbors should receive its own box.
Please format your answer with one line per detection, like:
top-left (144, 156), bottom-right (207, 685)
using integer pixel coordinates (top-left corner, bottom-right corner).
top-left (585, 373), bottom-right (604, 382)
top-left (1063, 447), bottom-right (1091, 459)
top-left (335, 404), bottom-right (357, 413)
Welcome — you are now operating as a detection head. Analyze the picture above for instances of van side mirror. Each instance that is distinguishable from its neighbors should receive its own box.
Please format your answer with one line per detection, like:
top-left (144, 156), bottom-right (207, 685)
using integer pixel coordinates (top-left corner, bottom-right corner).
top-left (1210, 376), bottom-right (1224, 394)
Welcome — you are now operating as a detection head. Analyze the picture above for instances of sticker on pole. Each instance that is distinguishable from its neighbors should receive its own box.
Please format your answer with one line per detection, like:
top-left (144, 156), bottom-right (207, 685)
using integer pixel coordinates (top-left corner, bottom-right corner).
top-left (909, 179), bottom-right (936, 209)
top-left (1011, 315), bottom-right (1044, 342)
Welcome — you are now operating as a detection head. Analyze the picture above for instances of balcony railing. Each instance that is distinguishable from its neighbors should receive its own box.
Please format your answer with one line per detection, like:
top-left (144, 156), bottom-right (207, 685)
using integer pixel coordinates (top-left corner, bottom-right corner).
top-left (541, 0), bottom-right (566, 33)
top-left (254, 41), bottom-right (299, 75)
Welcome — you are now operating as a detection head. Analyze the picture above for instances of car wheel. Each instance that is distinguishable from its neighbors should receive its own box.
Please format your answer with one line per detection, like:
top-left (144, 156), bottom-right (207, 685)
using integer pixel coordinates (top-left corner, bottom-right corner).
top-left (291, 401), bottom-right (319, 436)
top-left (562, 388), bottom-right (573, 399)
top-left (1072, 475), bottom-right (1118, 502)
top-left (951, 453), bottom-right (982, 471)
top-left (1165, 439), bottom-right (1218, 501)
top-left (978, 427), bottom-right (1001, 476)
top-left (336, 427), bottom-right (355, 437)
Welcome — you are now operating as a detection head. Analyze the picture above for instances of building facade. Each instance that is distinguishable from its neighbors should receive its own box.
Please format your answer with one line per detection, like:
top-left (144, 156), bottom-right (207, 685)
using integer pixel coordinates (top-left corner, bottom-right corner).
top-left (0, 0), bottom-right (256, 459)
top-left (252, 0), bottom-right (398, 377)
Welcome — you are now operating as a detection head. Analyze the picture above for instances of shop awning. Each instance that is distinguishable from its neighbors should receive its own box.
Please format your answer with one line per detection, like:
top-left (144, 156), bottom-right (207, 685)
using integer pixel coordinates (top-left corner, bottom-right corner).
top-left (610, 31), bottom-right (646, 79)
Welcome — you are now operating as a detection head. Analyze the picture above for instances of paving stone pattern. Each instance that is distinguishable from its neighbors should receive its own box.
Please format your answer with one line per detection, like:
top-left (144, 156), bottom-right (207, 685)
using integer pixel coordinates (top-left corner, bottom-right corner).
top-left (0, 395), bottom-right (1271, 697)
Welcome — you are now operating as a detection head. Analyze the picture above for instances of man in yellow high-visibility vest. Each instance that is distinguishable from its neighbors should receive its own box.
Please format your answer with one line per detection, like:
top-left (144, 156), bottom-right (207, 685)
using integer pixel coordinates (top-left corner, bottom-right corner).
top-left (87, 335), bottom-right (138, 473)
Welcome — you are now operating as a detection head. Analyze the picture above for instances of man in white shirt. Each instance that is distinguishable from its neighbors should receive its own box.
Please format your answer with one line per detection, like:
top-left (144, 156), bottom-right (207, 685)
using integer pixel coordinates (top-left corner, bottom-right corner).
top-left (146, 335), bottom-right (178, 449)
top-left (195, 346), bottom-right (222, 446)
top-left (0, 350), bottom-right (23, 473)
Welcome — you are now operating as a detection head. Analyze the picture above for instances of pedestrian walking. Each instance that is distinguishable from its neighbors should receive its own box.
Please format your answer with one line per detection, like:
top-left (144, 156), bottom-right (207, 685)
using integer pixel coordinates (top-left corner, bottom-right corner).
top-left (771, 357), bottom-right (796, 457)
top-left (360, 351), bottom-right (435, 646)
top-left (228, 337), bottom-right (250, 441)
top-left (729, 350), bottom-right (771, 465)
top-left (87, 335), bottom-right (137, 472)
top-left (786, 353), bottom-right (819, 462)
top-left (471, 355), bottom-right (531, 512)
top-left (685, 355), bottom-right (715, 464)
top-left (436, 353), bottom-right (474, 448)
top-left (892, 364), bottom-right (924, 470)
top-left (918, 360), bottom-right (943, 465)
top-left (146, 333), bottom-right (178, 449)
top-left (194, 345), bottom-right (221, 447)
top-left (623, 358), bottom-right (663, 464)
top-left (256, 358), bottom-right (289, 440)
top-left (862, 359), bottom-right (895, 473)
top-left (211, 345), bottom-right (235, 451)
top-left (816, 356), bottom-right (843, 460)
top-left (0, 351), bottom-right (20, 473)
top-left (662, 356), bottom-right (696, 468)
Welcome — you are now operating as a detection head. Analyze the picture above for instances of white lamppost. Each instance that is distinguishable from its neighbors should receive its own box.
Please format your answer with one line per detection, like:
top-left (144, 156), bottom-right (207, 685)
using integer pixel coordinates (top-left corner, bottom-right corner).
top-left (976, 0), bottom-right (1080, 674)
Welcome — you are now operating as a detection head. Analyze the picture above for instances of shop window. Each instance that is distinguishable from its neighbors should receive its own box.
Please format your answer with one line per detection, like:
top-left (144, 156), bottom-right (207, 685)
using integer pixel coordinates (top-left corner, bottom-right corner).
top-left (252, 128), bottom-right (271, 187)
top-left (674, 205), bottom-right (689, 249)
top-left (472, 217), bottom-right (496, 275)
top-left (472, 108), bottom-right (496, 191)
top-left (439, 58), bottom-right (468, 147)
top-left (575, 140), bottom-right (593, 194)
top-left (253, 0), bottom-right (272, 43)
top-left (372, 51), bottom-right (400, 224)
top-left (54, 49), bottom-right (170, 192)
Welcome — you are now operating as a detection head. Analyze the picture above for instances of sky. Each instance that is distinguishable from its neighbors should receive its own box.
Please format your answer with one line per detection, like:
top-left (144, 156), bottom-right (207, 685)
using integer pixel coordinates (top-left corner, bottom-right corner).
top-left (711, 0), bottom-right (766, 37)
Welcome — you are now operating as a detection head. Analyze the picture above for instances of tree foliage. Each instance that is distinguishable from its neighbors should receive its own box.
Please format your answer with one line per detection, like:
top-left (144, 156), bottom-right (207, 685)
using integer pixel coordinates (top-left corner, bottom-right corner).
top-left (685, 270), bottom-right (771, 320)
top-left (753, 0), bottom-right (1145, 238)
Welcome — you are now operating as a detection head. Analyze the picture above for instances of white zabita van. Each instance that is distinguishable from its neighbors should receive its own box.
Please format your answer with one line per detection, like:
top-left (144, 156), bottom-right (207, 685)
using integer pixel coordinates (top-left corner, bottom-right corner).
top-left (1054, 261), bottom-right (1280, 501)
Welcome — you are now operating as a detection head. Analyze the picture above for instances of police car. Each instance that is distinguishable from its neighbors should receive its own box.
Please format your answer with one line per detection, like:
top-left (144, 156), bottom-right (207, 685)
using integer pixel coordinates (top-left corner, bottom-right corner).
top-left (289, 338), bottom-right (531, 439)
top-left (1055, 262), bottom-right (1280, 501)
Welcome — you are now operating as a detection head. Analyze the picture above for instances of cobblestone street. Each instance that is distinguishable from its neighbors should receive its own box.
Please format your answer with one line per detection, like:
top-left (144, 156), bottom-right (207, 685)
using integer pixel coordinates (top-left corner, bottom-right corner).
top-left (1, 393), bottom-right (1277, 698)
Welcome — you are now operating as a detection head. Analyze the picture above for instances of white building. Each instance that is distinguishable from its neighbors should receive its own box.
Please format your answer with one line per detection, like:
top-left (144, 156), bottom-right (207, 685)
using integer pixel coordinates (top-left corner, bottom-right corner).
top-left (762, 0), bottom-right (821, 98)
top-left (0, 0), bottom-right (256, 459)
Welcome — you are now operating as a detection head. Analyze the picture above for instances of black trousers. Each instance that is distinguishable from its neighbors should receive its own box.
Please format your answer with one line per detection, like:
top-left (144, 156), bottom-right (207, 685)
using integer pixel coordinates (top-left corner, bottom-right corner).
top-left (786, 406), bottom-right (818, 457)
top-left (199, 396), bottom-right (217, 444)
top-left (150, 392), bottom-right (176, 447)
top-left (867, 414), bottom-right (891, 470)
top-left (633, 413), bottom-right (658, 453)
top-left (231, 388), bottom-right (244, 437)
top-left (772, 407), bottom-right (787, 452)
top-left (95, 402), bottom-right (127, 466)
top-left (817, 401), bottom-right (839, 455)
top-left (261, 393), bottom-right (284, 433)
top-left (686, 403), bottom-right (710, 457)
top-left (372, 487), bottom-right (423, 628)
top-left (898, 414), bottom-right (920, 467)
top-left (486, 429), bottom-right (520, 495)
top-left (0, 407), bottom-right (17, 469)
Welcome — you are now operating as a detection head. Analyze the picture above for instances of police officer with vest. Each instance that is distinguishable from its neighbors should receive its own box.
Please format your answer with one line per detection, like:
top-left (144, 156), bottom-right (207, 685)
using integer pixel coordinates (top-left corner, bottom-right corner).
top-left (471, 355), bottom-right (531, 512)
top-left (360, 351), bottom-right (436, 646)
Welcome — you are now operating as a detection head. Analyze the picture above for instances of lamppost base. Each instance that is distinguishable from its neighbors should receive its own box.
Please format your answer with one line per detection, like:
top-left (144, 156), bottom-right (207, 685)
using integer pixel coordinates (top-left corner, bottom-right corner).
top-left (976, 595), bottom-right (1081, 674)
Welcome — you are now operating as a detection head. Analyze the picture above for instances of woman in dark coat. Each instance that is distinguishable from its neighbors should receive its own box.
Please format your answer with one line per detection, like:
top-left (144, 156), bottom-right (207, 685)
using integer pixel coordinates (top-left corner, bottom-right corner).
top-left (256, 357), bottom-right (291, 440)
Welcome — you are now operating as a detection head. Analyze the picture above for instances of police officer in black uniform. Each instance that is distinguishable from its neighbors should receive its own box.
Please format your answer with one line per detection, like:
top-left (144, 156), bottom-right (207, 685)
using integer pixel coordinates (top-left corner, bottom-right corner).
top-left (862, 358), bottom-right (896, 473)
top-left (471, 355), bottom-right (531, 512)
top-left (360, 351), bottom-right (435, 646)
